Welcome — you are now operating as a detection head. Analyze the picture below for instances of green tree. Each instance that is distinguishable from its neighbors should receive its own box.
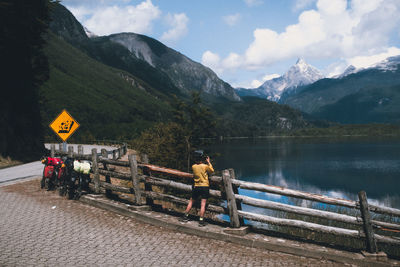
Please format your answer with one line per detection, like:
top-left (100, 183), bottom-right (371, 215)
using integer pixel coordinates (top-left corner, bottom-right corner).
top-left (133, 93), bottom-right (217, 171)
top-left (131, 122), bottom-right (187, 170)
top-left (0, 0), bottom-right (53, 160)
top-left (172, 92), bottom-right (217, 170)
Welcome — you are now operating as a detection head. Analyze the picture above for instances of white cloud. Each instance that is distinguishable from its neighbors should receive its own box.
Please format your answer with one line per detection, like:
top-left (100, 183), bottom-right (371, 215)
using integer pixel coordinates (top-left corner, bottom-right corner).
top-left (222, 53), bottom-right (242, 69)
top-left (244, 9), bottom-right (326, 68)
top-left (244, 0), bottom-right (263, 7)
top-left (316, 0), bottom-right (347, 16)
top-left (250, 80), bottom-right (262, 88)
top-left (325, 61), bottom-right (348, 78)
top-left (203, 0), bottom-right (400, 76)
top-left (161, 13), bottom-right (189, 42)
top-left (74, 0), bottom-right (161, 36)
top-left (263, 73), bottom-right (280, 81)
top-left (347, 47), bottom-right (400, 69)
top-left (223, 13), bottom-right (241, 26)
top-left (202, 51), bottom-right (223, 75)
top-left (250, 74), bottom-right (280, 88)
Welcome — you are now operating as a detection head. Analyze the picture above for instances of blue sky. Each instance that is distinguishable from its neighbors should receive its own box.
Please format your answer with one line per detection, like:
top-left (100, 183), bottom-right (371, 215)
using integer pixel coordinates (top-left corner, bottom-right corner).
top-left (63, 0), bottom-right (400, 88)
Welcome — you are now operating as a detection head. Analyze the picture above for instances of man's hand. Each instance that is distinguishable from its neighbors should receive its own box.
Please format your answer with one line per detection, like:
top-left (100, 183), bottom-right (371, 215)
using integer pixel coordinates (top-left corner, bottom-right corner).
top-left (206, 156), bottom-right (211, 164)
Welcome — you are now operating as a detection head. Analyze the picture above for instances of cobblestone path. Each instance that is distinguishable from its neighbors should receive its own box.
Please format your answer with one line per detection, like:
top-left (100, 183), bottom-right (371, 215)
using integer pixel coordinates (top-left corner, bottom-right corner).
top-left (0, 179), bottom-right (344, 266)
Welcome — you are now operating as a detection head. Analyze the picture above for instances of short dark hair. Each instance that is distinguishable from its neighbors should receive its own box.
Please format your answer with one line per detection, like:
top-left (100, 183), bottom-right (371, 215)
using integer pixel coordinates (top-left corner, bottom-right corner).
top-left (193, 150), bottom-right (206, 164)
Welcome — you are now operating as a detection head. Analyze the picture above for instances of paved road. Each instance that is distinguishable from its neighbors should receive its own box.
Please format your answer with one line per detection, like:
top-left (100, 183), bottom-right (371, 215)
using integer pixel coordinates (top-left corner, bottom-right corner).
top-left (0, 144), bottom-right (116, 186)
top-left (0, 179), bottom-right (342, 266)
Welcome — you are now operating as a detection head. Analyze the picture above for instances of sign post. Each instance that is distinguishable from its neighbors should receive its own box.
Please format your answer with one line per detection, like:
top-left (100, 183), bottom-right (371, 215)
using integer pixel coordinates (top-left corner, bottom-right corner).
top-left (49, 109), bottom-right (80, 146)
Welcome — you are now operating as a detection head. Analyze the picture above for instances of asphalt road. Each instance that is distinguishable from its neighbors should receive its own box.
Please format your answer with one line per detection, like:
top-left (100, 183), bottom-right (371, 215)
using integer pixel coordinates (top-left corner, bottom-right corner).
top-left (0, 144), bottom-right (117, 186)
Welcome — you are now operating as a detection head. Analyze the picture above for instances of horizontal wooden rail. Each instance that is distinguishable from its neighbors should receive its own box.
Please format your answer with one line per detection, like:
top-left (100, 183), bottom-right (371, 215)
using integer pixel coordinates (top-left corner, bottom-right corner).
top-left (140, 175), bottom-right (222, 199)
top-left (142, 191), bottom-right (227, 215)
top-left (232, 180), bottom-right (357, 209)
top-left (98, 169), bottom-right (130, 180)
top-left (100, 181), bottom-right (132, 194)
top-left (98, 182), bottom-right (227, 215)
top-left (372, 220), bottom-right (400, 231)
top-left (238, 210), bottom-right (362, 238)
top-left (99, 157), bottom-right (130, 167)
top-left (139, 164), bottom-right (194, 178)
top-left (368, 203), bottom-right (400, 217)
top-left (235, 194), bottom-right (362, 226)
top-left (374, 234), bottom-right (400, 245)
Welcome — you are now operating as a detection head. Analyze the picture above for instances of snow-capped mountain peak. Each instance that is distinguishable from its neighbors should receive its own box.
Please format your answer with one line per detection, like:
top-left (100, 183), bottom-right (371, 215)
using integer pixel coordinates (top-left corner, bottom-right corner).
top-left (295, 58), bottom-right (308, 71)
top-left (255, 58), bottom-right (324, 101)
top-left (334, 65), bottom-right (357, 79)
top-left (334, 55), bottom-right (400, 79)
top-left (371, 55), bottom-right (400, 72)
top-left (235, 58), bottom-right (324, 101)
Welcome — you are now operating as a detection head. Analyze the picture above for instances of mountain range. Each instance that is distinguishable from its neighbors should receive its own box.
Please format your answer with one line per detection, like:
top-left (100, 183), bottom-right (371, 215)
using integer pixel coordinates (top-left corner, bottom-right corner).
top-left (39, 3), bottom-right (308, 141)
top-left (236, 56), bottom-right (400, 124)
top-left (281, 56), bottom-right (400, 124)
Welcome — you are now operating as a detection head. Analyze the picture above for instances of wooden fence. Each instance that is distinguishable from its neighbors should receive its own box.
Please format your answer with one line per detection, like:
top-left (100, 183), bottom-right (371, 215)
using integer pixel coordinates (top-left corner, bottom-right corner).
top-left (49, 144), bottom-right (400, 256)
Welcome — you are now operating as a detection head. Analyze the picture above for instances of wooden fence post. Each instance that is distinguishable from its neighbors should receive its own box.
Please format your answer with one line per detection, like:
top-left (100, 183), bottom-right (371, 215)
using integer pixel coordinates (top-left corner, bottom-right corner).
top-left (101, 149), bottom-right (112, 197)
top-left (118, 147), bottom-right (122, 159)
top-left (358, 191), bottom-right (378, 253)
top-left (123, 144), bottom-right (127, 155)
top-left (129, 154), bottom-right (141, 205)
top-left (59, 143), bottom-right (63, 152)
top-left (222, 169), bottom-right (240, 228)
top-left (91, 148), bottom-right (100, 194)
top-left (78, 145), bottom-right (83, 155)
top-left (68, 146), bottom-right (74, 158)
top-left (142, 154), bottom-right (154, 207)
top-left (112, 149), bottom-right (117, 160)
top-left (50, 144), bottom-right (55, 157)
top-left (229, 168), bottom-right (244, 226)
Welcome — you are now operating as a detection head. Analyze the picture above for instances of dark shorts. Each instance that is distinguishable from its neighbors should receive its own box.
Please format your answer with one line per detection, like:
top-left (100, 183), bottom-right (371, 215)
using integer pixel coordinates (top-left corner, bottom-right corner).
top-left (192, 186), bottom-right (210, 199)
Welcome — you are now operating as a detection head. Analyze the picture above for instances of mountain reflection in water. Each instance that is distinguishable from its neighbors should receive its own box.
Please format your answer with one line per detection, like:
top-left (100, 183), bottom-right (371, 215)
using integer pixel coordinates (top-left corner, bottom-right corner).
top-left (210, 137), bottom-right (400, 209)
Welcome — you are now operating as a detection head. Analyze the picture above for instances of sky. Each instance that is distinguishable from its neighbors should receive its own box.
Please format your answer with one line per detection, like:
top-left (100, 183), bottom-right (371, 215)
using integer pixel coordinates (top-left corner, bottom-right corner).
top-left (62, 0), bottom-right (400, 88)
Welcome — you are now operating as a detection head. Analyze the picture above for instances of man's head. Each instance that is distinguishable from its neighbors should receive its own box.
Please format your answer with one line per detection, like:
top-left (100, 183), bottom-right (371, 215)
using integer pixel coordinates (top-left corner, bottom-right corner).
top-left (193, 150), bottom-right (207, 164)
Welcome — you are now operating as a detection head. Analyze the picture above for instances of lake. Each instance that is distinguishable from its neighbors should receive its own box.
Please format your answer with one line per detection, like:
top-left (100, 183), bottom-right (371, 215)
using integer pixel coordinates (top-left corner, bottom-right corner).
top-left (210, 136), bottom-right (400, 209)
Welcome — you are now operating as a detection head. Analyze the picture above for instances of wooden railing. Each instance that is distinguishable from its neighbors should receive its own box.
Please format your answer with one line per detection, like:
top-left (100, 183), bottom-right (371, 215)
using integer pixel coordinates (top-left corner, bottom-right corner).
top-left (49, 144), bottom-right (400, 256)
top-left (49, 143), bottom-right (128, 160)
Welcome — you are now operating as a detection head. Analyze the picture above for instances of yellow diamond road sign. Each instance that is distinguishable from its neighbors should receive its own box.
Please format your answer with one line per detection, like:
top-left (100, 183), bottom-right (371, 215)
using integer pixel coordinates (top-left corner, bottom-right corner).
top-left (49, 109), bottom-right (80, 142)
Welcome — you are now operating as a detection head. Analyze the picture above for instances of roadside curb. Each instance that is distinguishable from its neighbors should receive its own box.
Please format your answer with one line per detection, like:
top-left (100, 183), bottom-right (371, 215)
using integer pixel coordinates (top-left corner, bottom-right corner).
top-left (80, 194), bottom-right (398, 267)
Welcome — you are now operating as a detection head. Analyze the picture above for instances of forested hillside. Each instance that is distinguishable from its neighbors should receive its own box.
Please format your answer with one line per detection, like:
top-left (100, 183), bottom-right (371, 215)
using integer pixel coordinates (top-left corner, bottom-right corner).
top-left (40, 33), bottom-right (171, 142)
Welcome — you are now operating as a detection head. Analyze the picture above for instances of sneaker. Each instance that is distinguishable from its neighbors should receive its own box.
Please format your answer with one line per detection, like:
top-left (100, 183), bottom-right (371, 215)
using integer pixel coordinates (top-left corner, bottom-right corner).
top-left (179, 214), bottom-right (190, 222)
top-left (198, 218), bottom-right (207, 227)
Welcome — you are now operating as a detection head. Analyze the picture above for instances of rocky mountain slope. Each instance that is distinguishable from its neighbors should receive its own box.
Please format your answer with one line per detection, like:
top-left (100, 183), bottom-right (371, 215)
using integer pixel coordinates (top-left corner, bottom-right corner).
top-left (110, 33), bottom-right (240, 101)
top-left (236, 59), bottom-right (324, 101)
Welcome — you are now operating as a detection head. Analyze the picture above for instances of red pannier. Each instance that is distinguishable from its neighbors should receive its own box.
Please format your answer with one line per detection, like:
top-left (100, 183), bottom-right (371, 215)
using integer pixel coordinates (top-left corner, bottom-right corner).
top-left (41, 157), bottom-right (64, 179)
top-left (43, 165), bottom-right (55, 179)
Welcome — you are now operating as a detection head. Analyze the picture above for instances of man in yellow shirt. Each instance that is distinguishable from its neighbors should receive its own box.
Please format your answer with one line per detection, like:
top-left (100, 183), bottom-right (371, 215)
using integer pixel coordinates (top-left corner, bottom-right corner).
top-left (180, 152), bottom-right (214, 226)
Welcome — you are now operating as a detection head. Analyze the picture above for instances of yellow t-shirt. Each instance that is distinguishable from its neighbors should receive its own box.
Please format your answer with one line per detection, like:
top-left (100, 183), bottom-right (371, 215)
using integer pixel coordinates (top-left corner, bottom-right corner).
top-left (192, 163), bottom-right (214, 187)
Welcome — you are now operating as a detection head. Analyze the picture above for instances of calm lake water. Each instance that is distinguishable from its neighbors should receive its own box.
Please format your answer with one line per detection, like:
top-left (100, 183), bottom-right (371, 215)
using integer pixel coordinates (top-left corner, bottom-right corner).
top-left (210, 137), bottom-right (400, 209)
